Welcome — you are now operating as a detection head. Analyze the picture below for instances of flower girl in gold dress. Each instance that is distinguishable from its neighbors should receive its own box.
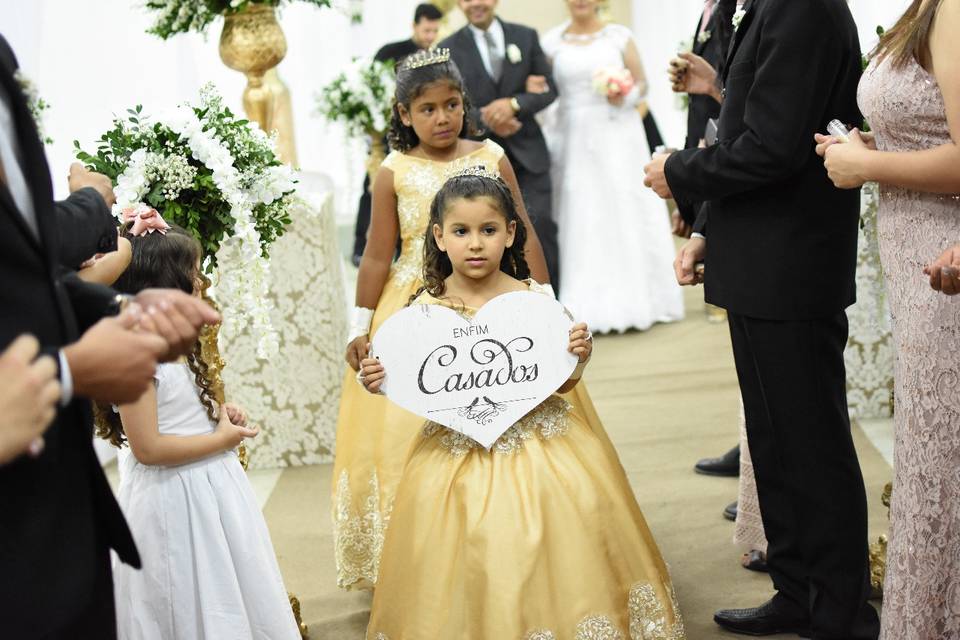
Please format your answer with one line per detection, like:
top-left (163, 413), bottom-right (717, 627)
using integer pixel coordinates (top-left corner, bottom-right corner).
top-left (357, 170), bottom-right (685, 639)
top-left (332, 49), bottom-right (550, 590)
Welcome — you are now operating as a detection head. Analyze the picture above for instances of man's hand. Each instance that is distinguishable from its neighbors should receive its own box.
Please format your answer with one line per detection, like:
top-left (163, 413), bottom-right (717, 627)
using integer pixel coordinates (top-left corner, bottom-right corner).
top-left (669, 52), bottom-right (720, 101)
top-left (0, 335), bottom-right (61, 465)
top-left (525, 75), bottom-right (549, 94)
top-left (481, 98), bottom-right (517, 129)
top-left (489, 117), bottom-right (523, 138)
top-left (643, 152), bottom-right (674, 199)
top-left (674, 236), bottom-right (706, 286)
top-left (64, 311), bottom-right (169, 404)
top-left (68, 162), bottom-right (116, 209)
top-left (133, 289), bottom-right (220, 361)
top-left (671, 210), bottom-right (692, 238)
top-left (924, 244), bottom-right (960, 295)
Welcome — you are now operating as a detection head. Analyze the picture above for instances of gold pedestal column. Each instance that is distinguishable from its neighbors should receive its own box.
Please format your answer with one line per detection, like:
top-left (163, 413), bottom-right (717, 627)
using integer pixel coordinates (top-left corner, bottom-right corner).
top-left (219, 5), bottom-right (299, 166)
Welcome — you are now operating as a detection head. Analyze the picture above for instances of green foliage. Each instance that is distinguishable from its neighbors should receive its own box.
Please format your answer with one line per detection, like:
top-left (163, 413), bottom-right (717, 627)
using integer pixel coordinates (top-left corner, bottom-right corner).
top-left (145, 0), bottom-right (332, 40)
top-left (74, 88), bottom-right (295, 270)
top-left (317, 58), bottom-right (396, 138)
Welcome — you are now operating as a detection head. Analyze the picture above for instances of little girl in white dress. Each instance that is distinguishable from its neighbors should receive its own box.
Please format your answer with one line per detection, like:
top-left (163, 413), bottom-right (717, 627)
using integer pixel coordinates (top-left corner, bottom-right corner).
top-left (99, 208), bottom-right (299, 639)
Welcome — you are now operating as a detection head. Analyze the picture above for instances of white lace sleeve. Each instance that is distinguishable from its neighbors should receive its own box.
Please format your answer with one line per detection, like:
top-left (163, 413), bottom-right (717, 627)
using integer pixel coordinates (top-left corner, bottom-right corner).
top-left (541, 22), bottom-right (568, 59)
top-left (605, 23), bottom-right (636, 52)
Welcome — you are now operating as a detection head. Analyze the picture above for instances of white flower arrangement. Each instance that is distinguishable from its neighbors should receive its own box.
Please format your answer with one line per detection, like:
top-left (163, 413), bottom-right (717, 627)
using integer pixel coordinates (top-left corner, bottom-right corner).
top-left (697, 29), bottom-right (712, 45)
top-left (732, 7), bottom-right (747, 32)
top-left (14, 70), bottom-right (52, 145)
top-left (76, 84), bottom-right (296, 358)
top-left (506, 43), bottom-right (522, 64)
top-left (317, 57), bottom-right (396, 138)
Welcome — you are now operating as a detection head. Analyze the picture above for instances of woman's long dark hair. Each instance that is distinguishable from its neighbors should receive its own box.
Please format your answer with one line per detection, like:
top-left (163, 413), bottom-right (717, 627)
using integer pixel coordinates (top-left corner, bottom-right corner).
top-left (388, 56), bottom-right (478, 153)
top-left (873, 0), bottom-right (942, 68)
top-left (413, 171), bottom-right (530, 302)
top-left (94, 224), bottom-right (219, 448)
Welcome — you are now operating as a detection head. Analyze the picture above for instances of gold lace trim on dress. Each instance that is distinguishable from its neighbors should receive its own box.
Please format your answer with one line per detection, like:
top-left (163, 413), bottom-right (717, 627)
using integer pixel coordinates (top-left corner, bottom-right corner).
top-left (333, 469), bottom-right (392, 589)
top-left (422, 395), bottom-right (573, 456)
top-left (371, 581), bottom-right (685, 639)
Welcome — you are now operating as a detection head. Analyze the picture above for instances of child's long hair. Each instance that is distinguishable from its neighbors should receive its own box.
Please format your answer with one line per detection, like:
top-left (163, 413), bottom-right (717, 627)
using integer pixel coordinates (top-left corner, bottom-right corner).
top-left (414, 170), bottom-right (530, 301)
top-left (94, 224), bottom-right (219, 448)
top-left (388, 54), bottom-right (478, 153)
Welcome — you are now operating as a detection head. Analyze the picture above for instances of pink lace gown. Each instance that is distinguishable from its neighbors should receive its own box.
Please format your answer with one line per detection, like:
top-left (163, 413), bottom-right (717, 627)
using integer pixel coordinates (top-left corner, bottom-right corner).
top-left (858, 55), bottom-right (960, 639)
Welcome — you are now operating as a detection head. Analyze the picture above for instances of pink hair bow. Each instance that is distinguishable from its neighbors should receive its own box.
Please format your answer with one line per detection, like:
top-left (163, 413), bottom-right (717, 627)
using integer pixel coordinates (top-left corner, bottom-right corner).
top-left (123, 205), bottom-right (170, 237)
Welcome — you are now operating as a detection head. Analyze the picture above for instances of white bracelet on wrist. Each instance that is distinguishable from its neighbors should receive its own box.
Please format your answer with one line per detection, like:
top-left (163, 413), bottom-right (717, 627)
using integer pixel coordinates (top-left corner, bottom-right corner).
top-left (347, 307), bottom-right (375, 345)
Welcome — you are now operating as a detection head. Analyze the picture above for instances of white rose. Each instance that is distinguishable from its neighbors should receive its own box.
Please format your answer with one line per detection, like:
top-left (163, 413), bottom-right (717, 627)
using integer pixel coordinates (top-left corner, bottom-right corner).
top-left (506, 43), bottom-right (522, 64)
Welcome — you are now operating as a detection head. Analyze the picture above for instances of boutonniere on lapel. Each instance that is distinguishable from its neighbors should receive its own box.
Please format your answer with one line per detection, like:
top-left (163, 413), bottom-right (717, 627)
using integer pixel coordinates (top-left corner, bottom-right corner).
top-left (732, 8), bottom-right (747, 32)
top-left (13, 70), bottom-right (52, 145)
top-left (697, 30), bottom-right (712, 45)
top-left (506, 43), bottom-right (522, 64)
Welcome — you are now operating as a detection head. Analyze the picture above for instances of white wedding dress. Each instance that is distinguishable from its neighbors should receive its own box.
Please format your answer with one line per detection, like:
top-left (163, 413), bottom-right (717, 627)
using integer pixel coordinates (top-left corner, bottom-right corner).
top-left (543, 23), bottom-right (684, 333)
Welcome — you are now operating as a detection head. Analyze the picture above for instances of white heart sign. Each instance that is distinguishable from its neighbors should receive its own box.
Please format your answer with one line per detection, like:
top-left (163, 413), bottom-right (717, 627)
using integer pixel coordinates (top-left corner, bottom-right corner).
top-left (372, 291), bottom-right (578, 449)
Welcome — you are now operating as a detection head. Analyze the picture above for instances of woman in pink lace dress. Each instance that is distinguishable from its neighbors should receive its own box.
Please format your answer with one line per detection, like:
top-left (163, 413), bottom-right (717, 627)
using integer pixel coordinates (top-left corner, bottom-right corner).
top-left (817, 1), bottom-right (960, 637)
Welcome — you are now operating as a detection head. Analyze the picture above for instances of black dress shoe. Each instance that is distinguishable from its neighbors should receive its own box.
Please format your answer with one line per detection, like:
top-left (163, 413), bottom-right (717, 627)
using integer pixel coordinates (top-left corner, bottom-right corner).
top-left (695, 445), bottom-right (740, 476)
top-left (723, 500), bottom-right (738, 521)
top-left (714, 598), bottom-right (811, 637)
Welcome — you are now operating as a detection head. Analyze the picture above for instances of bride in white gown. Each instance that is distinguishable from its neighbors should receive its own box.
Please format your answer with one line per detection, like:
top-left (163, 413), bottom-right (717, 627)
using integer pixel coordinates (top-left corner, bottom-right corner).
top-left (543, 0), bottom-right (684, 333)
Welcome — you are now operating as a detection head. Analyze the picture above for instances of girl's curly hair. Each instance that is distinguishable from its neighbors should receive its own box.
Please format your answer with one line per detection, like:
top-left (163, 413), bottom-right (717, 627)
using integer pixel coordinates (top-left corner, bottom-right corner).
top-left (94, 223), bottom-right (218, 448)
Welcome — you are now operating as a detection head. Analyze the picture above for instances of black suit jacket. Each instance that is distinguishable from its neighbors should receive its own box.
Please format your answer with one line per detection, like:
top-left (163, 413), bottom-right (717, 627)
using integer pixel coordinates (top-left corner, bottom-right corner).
top-left (441, 20), bottom-right (557, 175)
top-left (665, 0), bottom-right (862, 320)
top-left (677, 9), bottom-right (726, 226)
top-left (0, 34), bottom-right (139, 636)
top-left (54, 188), bottom-right (118, 268)
top-left (375, 38), bottom-right (421, 67)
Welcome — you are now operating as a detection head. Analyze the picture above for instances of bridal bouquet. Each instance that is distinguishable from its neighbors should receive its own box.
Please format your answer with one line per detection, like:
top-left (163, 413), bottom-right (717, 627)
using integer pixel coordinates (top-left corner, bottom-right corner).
top-left (75, 84), bottom-right (298, 358)
top-left (145, 0), bottom-right (331, 39)
top-left (317, 57), bottom-right (396, 138)
top-left (592, 67), bottom-right (635, 100)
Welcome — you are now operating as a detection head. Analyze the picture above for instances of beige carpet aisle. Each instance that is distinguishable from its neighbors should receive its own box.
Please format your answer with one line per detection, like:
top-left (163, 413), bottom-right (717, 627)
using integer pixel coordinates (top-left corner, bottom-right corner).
top-left (262, 286), bottom-right (893, 639)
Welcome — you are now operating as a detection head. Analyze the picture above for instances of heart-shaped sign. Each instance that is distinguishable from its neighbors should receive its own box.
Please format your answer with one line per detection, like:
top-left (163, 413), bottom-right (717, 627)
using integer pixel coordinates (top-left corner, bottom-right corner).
top-left (372, 291), bottom-right (578, 449)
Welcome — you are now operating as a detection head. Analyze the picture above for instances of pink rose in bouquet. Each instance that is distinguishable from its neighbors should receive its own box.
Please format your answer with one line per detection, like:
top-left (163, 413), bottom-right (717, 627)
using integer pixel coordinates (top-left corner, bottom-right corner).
top-left (592, 67), bottom-right (635, 99)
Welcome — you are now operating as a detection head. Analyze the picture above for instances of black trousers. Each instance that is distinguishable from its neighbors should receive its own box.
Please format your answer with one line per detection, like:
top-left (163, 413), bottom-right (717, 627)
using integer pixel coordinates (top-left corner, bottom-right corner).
top-left (512, 162), bottom-right (560, 292)
top-left (39, 542), bottom-right (116, 640)
top-left (727, 311), bottom-right (879, 640)
top-left (352, 173), bottom-right (373, 260)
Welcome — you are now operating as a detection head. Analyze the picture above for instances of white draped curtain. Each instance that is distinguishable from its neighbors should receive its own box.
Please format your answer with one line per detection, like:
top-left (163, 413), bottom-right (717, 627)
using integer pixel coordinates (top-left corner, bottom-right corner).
top-left (4, 0), bottom-right (425, 217)
top-left (631, 0), bottom-right (912, 149)
top-left (5, 0), bottom-right (911, 207)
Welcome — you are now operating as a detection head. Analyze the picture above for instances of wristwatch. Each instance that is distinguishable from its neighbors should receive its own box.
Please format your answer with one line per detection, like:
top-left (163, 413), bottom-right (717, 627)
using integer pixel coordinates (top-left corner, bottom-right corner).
top-left (510, 97), bottom-right (521, 114)
top-left (109, 293), bottom-right (134, 316)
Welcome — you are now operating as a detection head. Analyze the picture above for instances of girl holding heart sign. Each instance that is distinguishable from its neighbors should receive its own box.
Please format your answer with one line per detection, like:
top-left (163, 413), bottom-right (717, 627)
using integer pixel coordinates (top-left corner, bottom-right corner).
top-left (331, 48), bottom-right (552, 591)
top-left (358, 171), bottom-right (685, 639)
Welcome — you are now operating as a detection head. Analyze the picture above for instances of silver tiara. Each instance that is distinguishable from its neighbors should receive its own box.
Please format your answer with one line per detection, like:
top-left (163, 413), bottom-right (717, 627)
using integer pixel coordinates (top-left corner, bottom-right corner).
top-left (402, 48), bottom-right (451, 71)
top-left (447, 165), bottom-right (502, 182)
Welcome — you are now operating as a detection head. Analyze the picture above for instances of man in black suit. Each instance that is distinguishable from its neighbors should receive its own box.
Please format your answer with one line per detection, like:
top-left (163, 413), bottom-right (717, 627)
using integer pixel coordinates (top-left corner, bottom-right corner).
top-left (441, 0), bottom-right (560, 290)
top-left (673, 0), bottom-right (726, 237)
top-left (0, 34), bottom-right (219, 638)
top-left (352, 3), bottom-right (443, 265)
top-left (644, 1), bottom-right (879, 637)
top-left (670, 0), bottom-right (742, 481)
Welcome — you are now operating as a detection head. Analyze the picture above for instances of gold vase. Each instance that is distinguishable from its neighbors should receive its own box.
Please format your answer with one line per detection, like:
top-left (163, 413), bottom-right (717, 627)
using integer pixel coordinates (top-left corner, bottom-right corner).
top-left (219, 4), bottom-right (288, 136)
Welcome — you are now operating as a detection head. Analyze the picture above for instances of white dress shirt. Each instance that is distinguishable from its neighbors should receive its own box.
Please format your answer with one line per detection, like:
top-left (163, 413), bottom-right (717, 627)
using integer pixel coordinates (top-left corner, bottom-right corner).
top-left (468, 19), bottom-right (506, 79)
top-left (0, 85), bottom-right (74, 405)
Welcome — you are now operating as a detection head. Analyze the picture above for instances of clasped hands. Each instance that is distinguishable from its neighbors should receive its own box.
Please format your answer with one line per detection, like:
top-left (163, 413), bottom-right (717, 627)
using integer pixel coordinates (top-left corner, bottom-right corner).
top-left (479, 75), bottom-right (550, 138)
top-left (65, 289), bottom-right (220, 405)
top-left (814, 128), bottom-right (875, 189)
